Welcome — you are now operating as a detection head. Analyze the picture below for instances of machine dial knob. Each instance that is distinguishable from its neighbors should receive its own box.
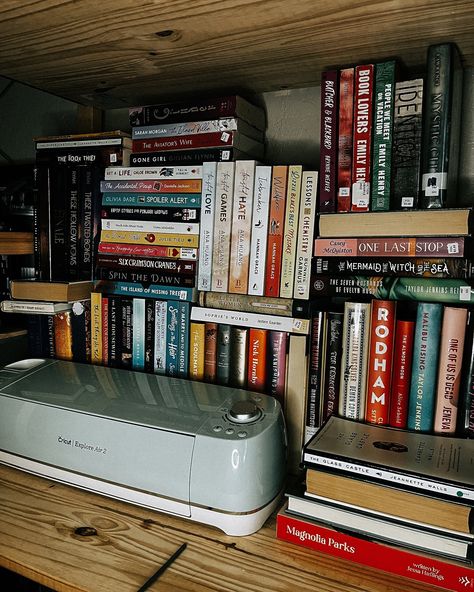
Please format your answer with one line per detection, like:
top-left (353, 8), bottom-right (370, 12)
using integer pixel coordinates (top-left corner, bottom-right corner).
top-left (228, 400), bottom-right (262, 423)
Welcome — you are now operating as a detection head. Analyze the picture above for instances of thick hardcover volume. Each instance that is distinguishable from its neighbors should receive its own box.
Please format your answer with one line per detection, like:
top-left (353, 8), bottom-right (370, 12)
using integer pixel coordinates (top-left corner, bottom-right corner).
top-left (216, 323), bottom-right (231, 386)
top-left (129, 96), bottom-right (266, 131)
top-left (228, 160), bottom-right (256, 294)
top-left (420, 43), bottom-right (464, 208)
top-left (321, 311), bottom-right (343, 422)
top-left (276, 510), bottom-right (474, 592)
top-left (392, 79), bottom-right (424, 209)
top-left (370, 60), bottom-right (396, 211)
top-left (98, 243), bottom-right (197, 260)
top-left (267, 331), bottom-right (287, 406)
top-left (351, 64), bottom-right (374, 211)
top-left (90, 292), bottom-right (102, 365)
top-left (189, 321), bottom-right (205, 380)
top-left (293, 171), bottom-right (318, 300)
top-left (132, 298), bottom-right (145, 371)
top-left (103, 166), bottom-right (202, 181)
top-left (153, 300), bottom-right (167, 374)
top-left (407, 302), bottom-right (444, 432)
top-left (314, 236), bottom-right (471, 258)
top-left (365, 300), bottom-right (396, 425)
top-left (433, 307), bottom-right (468, 434)
top-left (303, 415), bottom-right (474, 501)
top-left (204, 322), bottom-right (218, 383)
top-left (319, 70), bottom-right (338, 213)
top-left (247, 328), bottom-right (267, 392)
top-left (264, 166), bottom-right (288, 297)
top-left (53, 311), bottom-right (73, 361)
top-left (389, 319), bottom-right (415, 429)
top-left (310, 275), bottom-right (474, 305)
top-left (314, 256), bottom-right (473, 279)
top-left (280, 165), bottom-right (303, 298)
top-left (248, 165), bottom-right (272, 296)
top-left (338, 301), bottom-right (371, 421)
top-left (211, 161), bottom-right (235, 292)
top-left (197, 161), bottom-right (217, 291)
top-left (337, 67), bottom-right (354, 212)
top-left (198, 291), bottom-right (311, 318)
top-left (306, 311), bottom-right (327, 442)
top-left (229, 327), bottom-right (249, 388)
top-left (459, 312), bottom-right (474, 438)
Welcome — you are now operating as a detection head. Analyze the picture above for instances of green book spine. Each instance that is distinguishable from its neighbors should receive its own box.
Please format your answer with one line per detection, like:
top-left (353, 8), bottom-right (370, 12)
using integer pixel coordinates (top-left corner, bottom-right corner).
top-left (407, 302), bottom-right (443, 432)
top-left (420, 43), bottom-right (463, 208)
top-left (370, 60), bottom-right (396, 211)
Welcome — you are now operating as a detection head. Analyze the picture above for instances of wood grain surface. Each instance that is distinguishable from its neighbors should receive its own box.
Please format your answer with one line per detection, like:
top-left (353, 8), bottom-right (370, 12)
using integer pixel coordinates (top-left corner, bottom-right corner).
top-left (0, 464), bottom-right (444, 592)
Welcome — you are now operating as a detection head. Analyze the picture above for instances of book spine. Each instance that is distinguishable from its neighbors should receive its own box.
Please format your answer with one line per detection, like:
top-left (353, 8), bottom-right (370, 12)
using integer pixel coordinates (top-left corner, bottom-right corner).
top-left (204, 322), bottom-right (218, 383)
top-left (26, 315), bottom-right (52, 358)
top-left (90, 292), bottom-right (102, 364)
top-left (101, 205), bottom-right (200, 222)
top-left (132, 297), bottom-right (145, 370)
top-left (107, 296), bottom-right (121, 368)
top-left (389, 319), bottom-right (415, 429)
top-left (280, 165), bottom-right (303, 298)
top-left (321, 311), bottom-right (344, 422)
top-left (153, 300), bottom-right (167, 374)
top-left (338, 301), bottom-right (371, 420)
top-left (95, 255), bottom-right (196, 275)
top-left (130, 147), bottom-right (240, 166)
top-left (198, 290), bottom-right (311, 318)
top-left (132, 132), bottom-right (240, 153)
top-left (433, 307), bottom-right (468, 434)
top-left (216, 323), bottom-right (231, 386)
top-left (94, 280), bottom-right (197, 302)
top-left (103, 166), bottom-right (203, 180)
top-left (100, 179), bottom-right (202, 194)
top-left (407, 302), bottom-right (444, 431)
top-left (101, 296), bottom-right (109, 365)
top-left (102, 193), bottom-right (201, 208)
top-left (391, 79), bottom-right (424, 209)
top-left (337, 67), bottom-right (354, 212)
top-left (247, 327), bottom-right (267, 392)
top-left (165, 301), bottom-right (179, 376)
top-left (189, 321), bottom-right (205, 380)
top-left (101, 218), bottom-right (199, 235)
top-left (79, 166), bottom-right (95, 280)
top-left (35, 145), bottom-right (129, 166)
top-left (95, 267), bottom-right (195, 287)
top-left (351, 64), bottom-right (374, 211)
top-left (229, 327), bottom-right (249, 388)
top-left (248, 165), bottom-right (272, 296)
top-left (264, 166), bottom-right (288, 296)
top-left (177, 301), bottom-right (190, 377)
top-left (228, 160), bottom-right (256, 294)
top-left (458, 312), bottom-right (474, 437)
top-left (266, 330), bottom-right (287, 406)
top-left (50, 166), bottom-right (68, 280)
top-left (67, 166), bottom-right (79, 280)
top-left (53, 311), bottom-right (73, 361)
top-left (306, 311), bottom-right (326, 442)
top-left (420, 43), bottom-right (463, 208)
top-left (211, 161), bottom-right (235, 292)
top-left (132, 118), bottom-right (239, 138)
top-left (319, 69), bottom-right (338, 213)
top-left (98, 242), bottom-right (198, 260)
top-left (100, 229), bottom-right (199, 248)
top-left (120, 298), bottom-right (133, 369)
top-left (293, 171), bottom-right (318, 300)
top-left (313, 256), bottom-right (473, 278)
top-left (310, 275), bottom-right (474, 305)
top-left (365, 300), bottom-right (396, 425)
top-left (276, 511), bottom-right (474, 592)
top-left (197, 161), bottom-right (217, 291)
top-left (370, 60), bottom-right (396, 211)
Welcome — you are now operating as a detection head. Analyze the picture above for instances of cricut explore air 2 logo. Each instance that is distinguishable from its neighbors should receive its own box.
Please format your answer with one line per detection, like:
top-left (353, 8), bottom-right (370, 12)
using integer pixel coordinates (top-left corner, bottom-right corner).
top-left (57, 435), bottom-right (108, 455)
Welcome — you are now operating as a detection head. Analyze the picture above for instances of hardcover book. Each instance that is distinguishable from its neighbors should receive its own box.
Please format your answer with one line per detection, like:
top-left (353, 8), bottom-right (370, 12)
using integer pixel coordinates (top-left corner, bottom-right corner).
top-left (264, 166), bottom-right (288, 297)
top-left (211, 161), bottom-right (235, 293)
top-left (293, 171), bottom-right (318, 300)
top-left (189, 321), bottom-right (205, 380)
top-left (248, 165), bottom-right (272, 296)
top-left (388, 319), bottom-right (415, 429)
top-left (216, 323), bottom-right (231, 386)
top-left (130, 147), bottom-right (247, 166)
top-left (321, 311), bottom-right (343, 423)
top-left (458, 312), bottom-right (474, 438)
top-left (10, 279), bottom-right (93, 303)
top-left (131, 117), bottom-right (263, 141)
top-left (319, 70), bottom-right (338, 213)
top-left (266, 330), bottom-right (287, 406)
top-left (337, 67), bottom-right (354, 212)
top-left (197, 291), bottom-right (311, 318)
top-left (247, 327), bottom-right (267, 392)
top-left (279, 165), bottom-right (303, 298)
top-left (306, 310), bottom-right (326, 441)
top-left (204, 322), bottom-right (218, 383)
top-left (229, 326), bottom-right (249, 388)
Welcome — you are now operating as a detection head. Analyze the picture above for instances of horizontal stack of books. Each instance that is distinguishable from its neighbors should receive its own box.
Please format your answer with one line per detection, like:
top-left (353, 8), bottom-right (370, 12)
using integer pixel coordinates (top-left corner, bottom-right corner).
top-left (277, 415), bottom-right (474, 592)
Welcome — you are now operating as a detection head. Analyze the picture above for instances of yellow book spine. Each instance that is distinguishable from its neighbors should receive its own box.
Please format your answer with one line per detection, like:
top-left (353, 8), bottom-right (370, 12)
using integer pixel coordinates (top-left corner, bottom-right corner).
top-left (90, 292), bottom-right (102, 364)
top-left (100, 229), bottom-right (199, 247)
top-left (189, 321), bottom-right (205, 380)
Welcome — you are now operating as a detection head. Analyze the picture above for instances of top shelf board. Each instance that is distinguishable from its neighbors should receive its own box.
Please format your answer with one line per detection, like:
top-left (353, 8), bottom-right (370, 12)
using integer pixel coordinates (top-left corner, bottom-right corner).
top-left (0, 0), bottom-right (473, 109)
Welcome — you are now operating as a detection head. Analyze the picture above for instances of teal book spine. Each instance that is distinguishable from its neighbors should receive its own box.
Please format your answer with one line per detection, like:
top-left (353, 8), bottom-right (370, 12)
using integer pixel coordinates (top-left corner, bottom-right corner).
top-left (370, 60), bottom-right (396, 211)
top-left (407, 302), bottom-right (444, 431)
top-left (165, 301), bottom-right (179, 376)
top-left (177, 301), bottom-right (190, 378)
top-left (132, 297), bottom-right (145, 370)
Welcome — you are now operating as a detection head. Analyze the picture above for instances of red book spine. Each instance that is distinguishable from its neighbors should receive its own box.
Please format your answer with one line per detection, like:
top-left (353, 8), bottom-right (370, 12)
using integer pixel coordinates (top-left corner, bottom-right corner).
top-left (319, 70), bottom-right (339, 213)
top-left (247, 328), bottom-right (267, 392)
top-left (276, 511), bottom-right (474, 592)
top-left (365, 300), bottom-right (396, 425)
top-left (351, 64), bottom-right (374, 211)
top-left (337, 67), bottom-right (354, 212)
top-left (133, 132), bottom-right (234, 153)
top-left (264, 166), bottom-right (288, 297)
top-left (389, 319), bottom-right (415, 428)
top-left (101, 296), bottom-right (109, 365)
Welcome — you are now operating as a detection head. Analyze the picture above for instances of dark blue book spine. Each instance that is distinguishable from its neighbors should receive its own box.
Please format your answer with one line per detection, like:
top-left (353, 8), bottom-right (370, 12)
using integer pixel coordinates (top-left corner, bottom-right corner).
top-left (166, 301), bottom-right (179, 376)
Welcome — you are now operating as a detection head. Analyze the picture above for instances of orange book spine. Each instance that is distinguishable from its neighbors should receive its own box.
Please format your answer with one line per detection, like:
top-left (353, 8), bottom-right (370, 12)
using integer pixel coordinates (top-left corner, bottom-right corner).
top-left (204, 322), bottom-right (218, 383)
top-left (247, 328), bottom-right (267, 392)
top-left (264, 166), bottom-right (288, 297)
top-left (433, 306), bottom-right (469, 434)
top-left (365, 299), bottom-right (396, 425)
top-left (53, 311), bottom-right (73, 361)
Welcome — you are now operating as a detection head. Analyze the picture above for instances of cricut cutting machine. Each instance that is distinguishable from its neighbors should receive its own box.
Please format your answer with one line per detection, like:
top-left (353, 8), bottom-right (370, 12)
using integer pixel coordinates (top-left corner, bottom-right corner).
top-left (0, 358), bottom-right (287, 535)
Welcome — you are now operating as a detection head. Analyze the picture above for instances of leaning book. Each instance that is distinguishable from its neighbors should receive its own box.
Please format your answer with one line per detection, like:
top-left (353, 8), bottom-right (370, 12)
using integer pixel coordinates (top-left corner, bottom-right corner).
top-left (302, 416), bottom-right (474, 502)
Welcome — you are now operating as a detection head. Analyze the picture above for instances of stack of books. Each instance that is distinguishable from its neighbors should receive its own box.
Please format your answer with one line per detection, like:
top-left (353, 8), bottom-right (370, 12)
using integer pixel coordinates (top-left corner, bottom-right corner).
top-left (277, 415), bottom-right (474, 591)
top-left (128, 95), bottom-right (266, 166)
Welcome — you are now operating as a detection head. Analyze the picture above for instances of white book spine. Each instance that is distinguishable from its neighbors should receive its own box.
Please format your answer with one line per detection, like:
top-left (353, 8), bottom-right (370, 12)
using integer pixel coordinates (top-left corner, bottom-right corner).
top-left (153, 300), bottom-right (168, 374)
top-left (104, 166), bottom-right (203, 180)
top-left (293, 171), bottom-right (318, 299)
top-left (279, 165), bottom-right (303, 298)
top-left (248, 165), bottom-right (272, 296)
top-left (211, 162), bottom-right (235, 292)
top-left (101, 219), bottom-right (199, 234)
top-left (0, 300), bottom-right (70, 314)
top-left (36, 138), bottom-right (125, 149)
top-left (228, 160), bottom-right (257, 294)
top-left (197, 162), bottom-right (217, 291)
top-left (338, 302), bottom-right (371, 420)
top-left (190, 306), bottom-right (310, 335)
top-left (132, 118), bottom-right (240, 139)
